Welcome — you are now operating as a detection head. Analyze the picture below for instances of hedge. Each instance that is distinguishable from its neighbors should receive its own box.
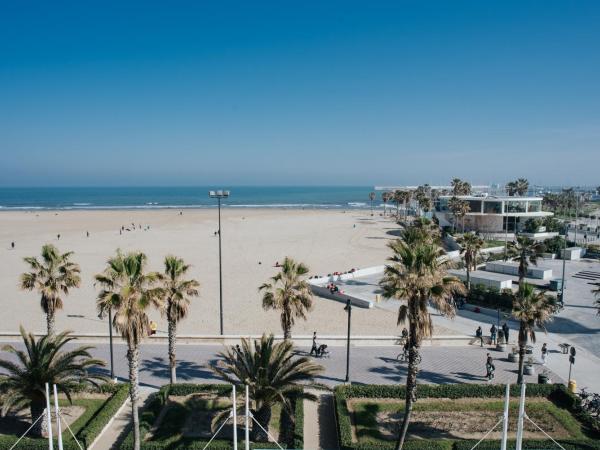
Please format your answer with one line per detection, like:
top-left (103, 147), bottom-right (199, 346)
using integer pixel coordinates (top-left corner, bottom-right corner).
top-left (466, 284), bottom-right (514, 311)
top-left (121, 383), bottom-right (304, 449)
top-left (0, 382), bottom-right (130, 450)
top-left (335, 383), bottom-right (600, 450)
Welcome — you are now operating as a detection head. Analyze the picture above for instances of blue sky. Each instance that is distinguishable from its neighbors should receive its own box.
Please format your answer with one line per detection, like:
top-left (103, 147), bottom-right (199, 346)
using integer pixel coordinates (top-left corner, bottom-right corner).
top-left (1, 1), bottom-right (599, 186)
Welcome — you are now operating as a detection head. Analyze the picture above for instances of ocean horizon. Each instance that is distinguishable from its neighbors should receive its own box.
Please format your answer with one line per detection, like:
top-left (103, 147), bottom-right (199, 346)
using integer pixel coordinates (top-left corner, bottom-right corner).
top-left (0, 186), bottom-right (381, 211)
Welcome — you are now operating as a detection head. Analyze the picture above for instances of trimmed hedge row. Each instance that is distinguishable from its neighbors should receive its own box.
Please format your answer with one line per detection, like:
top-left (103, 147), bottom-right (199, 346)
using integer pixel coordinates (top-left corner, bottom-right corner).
top-left (335, 383), bottom-right (600, 450)
top-left (0, 382), bottom-right (130, 450)
top-left (121, 383), bottom-right (303, 449)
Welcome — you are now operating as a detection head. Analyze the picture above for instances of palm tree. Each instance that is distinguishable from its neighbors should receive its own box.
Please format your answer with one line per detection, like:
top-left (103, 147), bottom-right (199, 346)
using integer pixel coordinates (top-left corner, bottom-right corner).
top-left (505, 181), bottom-right (518, 196)
top-left (512, 283), bottom-right (555, 384)
top-left (160, 256), bottom-right (200, 384)
top-left (379, 231), bottom-right (466, 450)
top-left (458, 200), bottom-right (471, 232)
top-left (516, 178), bottom-right (529, 196)
top-left (259, 257), bottom-right (313, 340)
top-left (369, 191), bottom-right (376, 216)
top-left (419, 197), bottom-right (433, 215)
top-left (450, 178), bottom-right (472, 196)
top-left (211, 334), bottom-right (323, 442)
top-left (399, 190), bottom-right (412, 221)
top-left (382, 191), bottom-right (391, 216)
top-left (507, 236), bottom-right (545, 286)
top-left (0, 327), bottom-right (106, 437)
top-left (95, 251), bottom-right (163, 450)
top-left (447, 196), bottom-right (463, 232)
top-left (456, 232), bottom-right (484, 290)
top-left (393, 190), bottom-right (404, 219)
top-left (20, 244), bottom-right (81, 336)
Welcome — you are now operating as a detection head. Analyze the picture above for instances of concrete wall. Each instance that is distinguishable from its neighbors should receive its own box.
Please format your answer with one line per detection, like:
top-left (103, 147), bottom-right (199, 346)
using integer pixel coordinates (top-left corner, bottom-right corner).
top-left (485, 261), bottom-right (553, 280)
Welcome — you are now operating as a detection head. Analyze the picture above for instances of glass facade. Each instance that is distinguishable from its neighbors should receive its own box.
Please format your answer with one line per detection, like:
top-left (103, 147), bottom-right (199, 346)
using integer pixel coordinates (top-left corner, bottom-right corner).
top-left (527, 201), bottom-right (541, 212)
top-left (467, 200), bottom-right (482, 213)
top-left (483, 201), bottom-right (502, 214)
top-left (505, 200), bottom-right (527, 213)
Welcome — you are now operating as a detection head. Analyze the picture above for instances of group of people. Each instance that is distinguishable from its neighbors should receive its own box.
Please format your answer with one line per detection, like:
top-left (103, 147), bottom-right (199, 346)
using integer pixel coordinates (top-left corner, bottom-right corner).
top-left (475, 322), bottom-right (511, 347)
top-left (326, 283), bottom-right (341, 294)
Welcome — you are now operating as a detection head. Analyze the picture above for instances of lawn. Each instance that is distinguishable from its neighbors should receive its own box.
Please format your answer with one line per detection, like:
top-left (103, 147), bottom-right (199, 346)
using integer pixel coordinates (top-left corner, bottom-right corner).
top-left (335, 384), bottom-right (600, 450)
top-left (349, 397), bottom-right (585, 443)
top-left (482, 239), bottom-right (506, 248)
top-left (121, 383), bottom-right (303, 449)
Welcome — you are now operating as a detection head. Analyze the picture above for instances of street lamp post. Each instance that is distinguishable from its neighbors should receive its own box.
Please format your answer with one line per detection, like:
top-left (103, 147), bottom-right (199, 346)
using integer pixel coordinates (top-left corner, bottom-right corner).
top-left (209, 190), bottom-right (230, 335)
top-left (344, 298), bottom-right (352, 383)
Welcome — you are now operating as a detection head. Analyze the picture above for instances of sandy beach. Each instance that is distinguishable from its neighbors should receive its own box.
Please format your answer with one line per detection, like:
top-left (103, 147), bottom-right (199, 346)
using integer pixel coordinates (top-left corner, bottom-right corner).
top-left (0, 208), bottom-right (426, 337)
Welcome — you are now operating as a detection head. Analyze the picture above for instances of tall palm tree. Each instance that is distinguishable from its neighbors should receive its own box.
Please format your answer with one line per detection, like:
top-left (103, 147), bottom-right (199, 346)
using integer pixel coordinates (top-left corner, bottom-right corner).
top-left (160, 256), bottom-right (200, 384)
top-left (505, 181), bottom-right (518, 197)
top-left (447, 196), bottom-right (463, 232)
top-left (399, 190), bottom-right (412, 221)
top-left (0, 327), bottom-right (106, 437)
top-left (393, 190), bottom-right (404, 219)
top-left (451, 178), bottom-right (472, 196)
top-left (95, 251), bottom-right (163, 450)
top-left (516, 178), bottom-right (529, 196)
top-left (512, 283), bottom-right (555, 384)
top-left (382, 191), bottom-right (391, 216)
top-left (259, 257), bottom-right (313, 340)
top-left (369, 191), bottom-right (376, 216)
top-left (458, 200), bottom-right (471, 232)
top-left (211, 334), bottom-right (323, 441)
top-left (456, 232), bottom-right (484, 290)
top-left (379, 231), bottom-right (466, 450)
top-left (20, 244), bottom-right (81, 336)
top-left (507, 236), bottom-right (545, 286)
top-left (419, 197), bottom-right (433, 215)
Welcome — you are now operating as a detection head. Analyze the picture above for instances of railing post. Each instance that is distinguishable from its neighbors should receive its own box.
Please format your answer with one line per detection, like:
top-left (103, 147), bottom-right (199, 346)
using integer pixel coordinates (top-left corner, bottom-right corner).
top-left (45, 383), bottom-right (54, 450)
top-left (232, 385), bottom-right (238, 450)
top-left (501, 384), bottom-right (510, 450)
top-left (515, 383), bottom-right (526, 450)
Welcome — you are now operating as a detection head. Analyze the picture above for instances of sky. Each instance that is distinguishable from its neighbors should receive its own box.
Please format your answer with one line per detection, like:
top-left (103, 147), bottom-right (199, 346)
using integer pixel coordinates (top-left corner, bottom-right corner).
top-left (1, 1), bottom-right (599, 187)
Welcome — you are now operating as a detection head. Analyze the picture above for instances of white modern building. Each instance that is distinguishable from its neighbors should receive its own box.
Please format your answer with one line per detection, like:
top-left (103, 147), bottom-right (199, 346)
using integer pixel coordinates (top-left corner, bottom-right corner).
top-left (435, 195), bottom-right (552, 234)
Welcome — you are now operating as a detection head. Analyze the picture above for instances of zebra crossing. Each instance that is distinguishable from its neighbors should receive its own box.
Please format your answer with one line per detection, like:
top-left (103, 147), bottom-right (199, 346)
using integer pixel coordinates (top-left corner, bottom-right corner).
top-left (572, 270), bottom-right (600, 284)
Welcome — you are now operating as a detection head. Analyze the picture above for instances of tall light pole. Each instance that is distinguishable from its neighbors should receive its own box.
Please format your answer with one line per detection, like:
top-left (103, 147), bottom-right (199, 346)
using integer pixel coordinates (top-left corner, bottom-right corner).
top-left (209, 190), bottom-right (230, 335)
top-left (344, 298), bottom-right (352, 383)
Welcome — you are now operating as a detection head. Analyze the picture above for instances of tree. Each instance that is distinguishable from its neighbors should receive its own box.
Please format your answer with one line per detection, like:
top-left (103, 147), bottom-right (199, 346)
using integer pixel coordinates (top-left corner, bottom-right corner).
top-left (95, 251), bottom-right (163, 450)
top-left (259, 257), bottom-right (313, 340)
top-left (379, 228), bottom-right (466, 449)
top-left (450, 178), bottom-right (471, 196)
top-left (20, 244), bottom-right (81, 336)
top-left (419, 197), bottom-right (433, 215)
top-left (505, 181), bottom-right (518, 196)
top-left (160, 256), bottom-right (200, 384)
top-left (507, 236), bottom-right (545, 286)
top-left (369, 191), bottom-right (376, 216)
top-left (447, 196), bottom-right (463, 232)
top-left (382, 191), bottom-right (391, 216)
top-left (0, 327), bottom-right (105, 437)
top-left (456, 232), bottom-right (484, 290)
top-left (516, 178), bottom-right (529, 196)
top-left (393, 190), bottom-right (404, 218)
top-left (211, 334), bottom-right (323, 442)
top-left (512, 283), bottom-right (555, 384)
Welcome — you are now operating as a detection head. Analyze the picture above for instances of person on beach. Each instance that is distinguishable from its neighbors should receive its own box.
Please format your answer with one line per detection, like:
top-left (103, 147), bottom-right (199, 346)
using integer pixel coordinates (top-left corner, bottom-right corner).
top-left (476, 326), bottom-right (484, 347)
top-left (502, 322), bottom-right (510, 344)
top-left (490, 324), bottom-right (497, 345)
top-left (86, 231), bottom-right (89, 237)
top-left (485, 353), bottom-right (495, 381)
top-left (11, 242), bottom-right (15, 249)
top-left (541, 343), bottom-right (548, 365)
top-left (57, 234), bottom-right (60, 240)
top-left (310, 332), bottom-right (318, 356)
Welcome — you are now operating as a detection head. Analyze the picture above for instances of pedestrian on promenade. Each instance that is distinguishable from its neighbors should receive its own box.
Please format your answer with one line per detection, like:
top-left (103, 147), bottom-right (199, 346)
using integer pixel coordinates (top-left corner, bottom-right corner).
top-left (502, 322), bottom-right (510, 344)
top-left (310, 331), bottom-right (318, 356)
top-left (485, 353), bottom-right (495, 381)
top-left (476, 326), bottom-right (484, 347)
top-left (401, 327), bottom-right (408, 341)
top-left (11, 241), bottom-right (15, 249)
top-left (541, 343), bottom-right (548, 365)
top-left (490, 324), bottom-right (497, 345)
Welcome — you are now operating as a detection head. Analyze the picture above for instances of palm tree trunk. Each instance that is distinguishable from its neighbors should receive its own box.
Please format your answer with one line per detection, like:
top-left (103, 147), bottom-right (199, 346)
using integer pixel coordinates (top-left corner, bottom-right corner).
top-left (252, 405), bottom-right (272, 442)
top-left (168, 316), bottom-right (177, 384)
top-left (466, 266), bottom-right (471, 291)
top-left (517, 324), bottom-right (527, 384)
top-left (30, 397), bottom-right (47, 437)
top-left (282, 310), bottom-right (292, 340)
top-left (127, 343), bottom-right (141, 450)
top-left (46, 310), bottom-right (55, 337)
top-left (395, 340), bottom-right (420, 450)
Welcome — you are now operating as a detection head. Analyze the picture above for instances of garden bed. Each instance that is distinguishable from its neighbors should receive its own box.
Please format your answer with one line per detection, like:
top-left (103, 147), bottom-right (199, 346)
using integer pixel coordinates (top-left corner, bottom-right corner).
top-left (0, 382), bottom-right (129, 450)
top-left (335, 384), bottom-right (600, 450)
top-left (122, 383), bottom-right (303, 449)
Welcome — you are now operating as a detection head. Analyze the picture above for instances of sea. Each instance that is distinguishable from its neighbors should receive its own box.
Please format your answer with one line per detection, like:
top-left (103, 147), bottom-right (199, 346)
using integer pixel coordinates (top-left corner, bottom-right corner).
top-left (0, 186), bottom-right (380, 211)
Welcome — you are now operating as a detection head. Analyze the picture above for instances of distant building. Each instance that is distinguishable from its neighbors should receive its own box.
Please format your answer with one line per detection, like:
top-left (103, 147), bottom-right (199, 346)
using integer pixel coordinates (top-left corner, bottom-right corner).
top-left (436, 195), bottom-right (552, 233)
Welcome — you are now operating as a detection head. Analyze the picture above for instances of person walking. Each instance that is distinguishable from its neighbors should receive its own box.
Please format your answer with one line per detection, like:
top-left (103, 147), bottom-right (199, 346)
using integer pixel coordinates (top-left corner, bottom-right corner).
top-left (485, 353), bottom-right (495, 381)
top-left (490, 324), bottom-right (497, 345)
top-left (476, 326), bottom-right (484, 347)
top-left (310, 331), bottom-right (319, 356)
top-left (502, 322), bottom-right (510, 344)
top-left (541, 343), bottom-right (548, 365)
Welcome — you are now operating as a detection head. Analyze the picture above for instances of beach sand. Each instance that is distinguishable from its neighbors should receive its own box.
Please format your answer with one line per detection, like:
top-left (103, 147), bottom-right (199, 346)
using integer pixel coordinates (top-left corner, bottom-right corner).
top-left (0, 208), bottom-right (454, 337)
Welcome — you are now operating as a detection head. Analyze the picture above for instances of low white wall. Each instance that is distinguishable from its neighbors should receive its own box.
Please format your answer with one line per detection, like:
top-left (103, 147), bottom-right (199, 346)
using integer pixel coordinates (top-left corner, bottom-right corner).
top-left (308, 265), bottom-right (385, 286)
top-left (310, 285), bottom-right (373, 309)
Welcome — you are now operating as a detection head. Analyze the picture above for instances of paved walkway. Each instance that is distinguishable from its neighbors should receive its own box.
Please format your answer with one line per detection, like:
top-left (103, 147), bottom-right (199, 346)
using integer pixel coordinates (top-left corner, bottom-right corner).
top-left (91, 386), bottom-right (156, 450)
top-left (304, 388), bottom-right (339, 450)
